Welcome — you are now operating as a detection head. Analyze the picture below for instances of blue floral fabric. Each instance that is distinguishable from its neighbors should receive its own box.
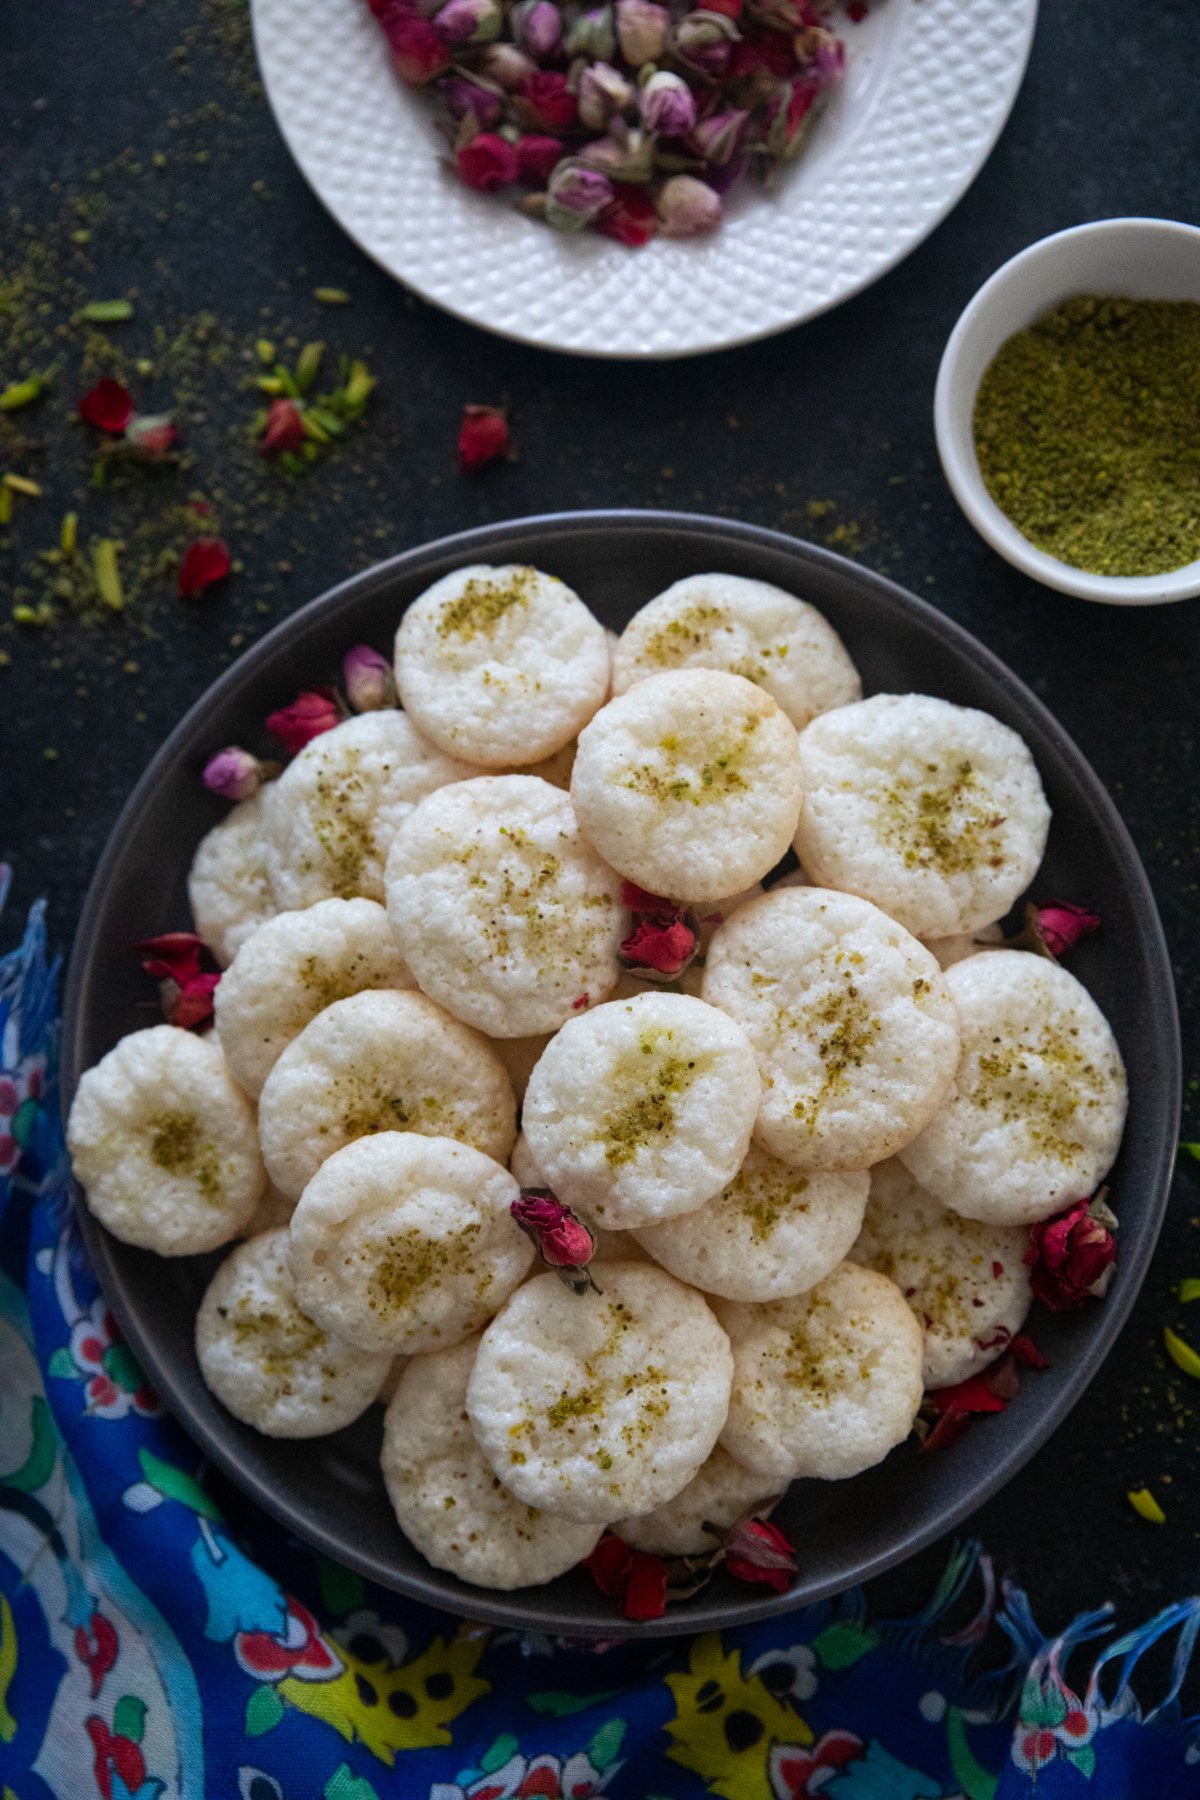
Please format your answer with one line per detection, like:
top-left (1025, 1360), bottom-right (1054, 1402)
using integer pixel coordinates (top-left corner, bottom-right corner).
top-left (2, 889), bottom-right (1199, 1800)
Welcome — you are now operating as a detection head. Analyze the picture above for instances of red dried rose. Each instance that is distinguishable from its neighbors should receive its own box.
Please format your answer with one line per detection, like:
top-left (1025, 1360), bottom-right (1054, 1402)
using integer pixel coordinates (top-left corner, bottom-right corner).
top-left (512, 1190), bottom-right (597, 1292)
top-left (178, 537), bottom-right (232, 600)
top-left (516, 133), bottom-right (565, 185)
top-left (583, 1533), bottom-right (668, 1620)
top-left (620, 917), bottom-right (697, 979)
top-left (1025, 1197), bottom-right (1117, 1311)
top-left (723, 1517), bottom-right (797, 1592)
top-left (729, 28), bottom-right (796, 78)
top-left (518, 70), bottom-right (578, 132)
top-left (595, 184), bottom-right (658, 246)
top-left (259, 397), bottom-right (306, 459)
top-left (79, 379), bottom-right (134, 434)
top-left (137, 932), bottom-right (221, 1031)
top-left (455, 133), bottom-right (521, 192)
top-left (458, 404), bottom-right (510, 471)
top-left (921, 1335), bottom-right (1049, 1453)
top-left (1033, 902), bottom-right (1101, 959)
top-left (124, 413), bottom-right (180, 459)
top-left (266, 687), bottom-right (342, 753)
top-left (379, 1), bottom-right (451, 83)
top-left (1010, 1332), bottom-right (1050, 1369)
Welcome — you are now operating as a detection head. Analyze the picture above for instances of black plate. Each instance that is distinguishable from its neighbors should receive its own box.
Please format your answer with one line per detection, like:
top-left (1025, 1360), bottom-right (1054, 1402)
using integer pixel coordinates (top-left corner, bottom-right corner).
top-left (61, 510), bottom-right (1180, 1638)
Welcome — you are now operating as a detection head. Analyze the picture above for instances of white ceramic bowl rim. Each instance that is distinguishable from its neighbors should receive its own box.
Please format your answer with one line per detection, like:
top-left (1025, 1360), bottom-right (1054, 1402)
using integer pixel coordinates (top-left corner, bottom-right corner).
top-left (934, 216), bottom-right (1200, 606)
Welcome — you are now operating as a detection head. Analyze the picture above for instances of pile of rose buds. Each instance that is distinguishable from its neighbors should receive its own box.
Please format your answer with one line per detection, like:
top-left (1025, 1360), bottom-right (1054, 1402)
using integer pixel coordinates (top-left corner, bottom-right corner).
top-left (366, 0), bottom-right (847, 243)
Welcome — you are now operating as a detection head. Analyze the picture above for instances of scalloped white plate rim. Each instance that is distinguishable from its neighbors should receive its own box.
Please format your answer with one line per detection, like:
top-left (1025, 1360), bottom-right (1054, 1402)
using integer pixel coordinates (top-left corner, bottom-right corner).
top-left (251, 0), bottom-right (1039, 359)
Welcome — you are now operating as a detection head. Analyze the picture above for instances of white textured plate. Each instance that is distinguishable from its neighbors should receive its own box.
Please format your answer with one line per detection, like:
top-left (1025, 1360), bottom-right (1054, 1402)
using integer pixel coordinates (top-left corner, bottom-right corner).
top-left (252, 0), bottom-right (1038, 358)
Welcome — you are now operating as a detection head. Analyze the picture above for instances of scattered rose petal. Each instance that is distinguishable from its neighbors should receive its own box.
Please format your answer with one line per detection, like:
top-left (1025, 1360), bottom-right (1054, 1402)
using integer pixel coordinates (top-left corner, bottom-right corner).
top-left (1025, 1197), bottom-right (1117, 1311)
top-left (512, 1190), bottom-right (597, 1292)
top-left (1009, 1332), bottom-right (1049, 1369)
top-left (203, 746), bottom-right (274, 802)
top-left (79, 379), bottom-right (133, 434)
top-left (458, 404), bottom-right (510, 471)
top-left (920, 1337), bottom-right (1048, 1453)
top-left (583, 1534), bottom-right (668, 1620)
top-left (178, 537), bottom-right (232, 600)
top-left (165, 971), bottom-right (221, 1030)
top-left (266, 687), bottom-right (342, 753)
top-left (723, 1517), bottom-right (797, 1592)
top-left (343, 644), bottom-right (397, 712)
top-left (259, 397), bottom-right (306, 459)
top-left (137, 933), bottom-right (221, 1030)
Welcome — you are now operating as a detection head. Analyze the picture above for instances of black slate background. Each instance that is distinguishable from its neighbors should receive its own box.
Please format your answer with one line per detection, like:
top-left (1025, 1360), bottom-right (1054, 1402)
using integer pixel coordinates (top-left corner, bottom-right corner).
top-left (2, 0), bottom-right (1199, 1654)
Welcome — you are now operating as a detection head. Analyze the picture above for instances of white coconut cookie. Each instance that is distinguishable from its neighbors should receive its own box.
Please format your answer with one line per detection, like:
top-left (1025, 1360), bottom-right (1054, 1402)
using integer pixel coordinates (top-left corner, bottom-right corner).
top-left (385, 775), bottom-right (626, 1038)
top-left (899, 950), bottom-right (1127, 1226)
top-left (393, 564), bottom-right (610, 766)
top-left (614, 1445), bottom-right (783, 1557)
top-left (196, 1230), bottom-right (391, 1437)
top-left (509, 1133), bottom-right (649, 1262)
top-left (522, 990), bottom-right (761, 1229)
top-left (853, 1158), bottom-right (1032, 1389)
top-left (571, 670), bottom-right (805, 903)
top-left (215, 898), bottom-right (416, 1098)
top-left (467, 1263), bottom-right (733, 1524)
top-left (288, 1132), bottom-right (532, 1354)
top-left (188, 794), bottom-right (276, 966)
top-left (257, 988), bottom-right (516, 1200)
top-left (381, 1336), bottom-right (602, 1589)
top-left (792, 693), bottom-right (1051, 938)
top-left (718, 1262), bottom-right (924, 1481)
top-left (263, 710), bottom-right (472, 909)
top-left (612, 574), bottom-right (861, 731)
top-left (702, 888), bottom-right (960, 1171)
top-left (633, 1144), bottom-right (870, 1303)
top-left (67, 1025), bottom-right (264, 1255)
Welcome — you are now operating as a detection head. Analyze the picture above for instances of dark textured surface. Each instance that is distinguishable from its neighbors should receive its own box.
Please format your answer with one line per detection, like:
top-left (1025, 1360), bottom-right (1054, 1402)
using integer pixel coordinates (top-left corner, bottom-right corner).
top-left (3, 0), bottom-right (1199, 1641)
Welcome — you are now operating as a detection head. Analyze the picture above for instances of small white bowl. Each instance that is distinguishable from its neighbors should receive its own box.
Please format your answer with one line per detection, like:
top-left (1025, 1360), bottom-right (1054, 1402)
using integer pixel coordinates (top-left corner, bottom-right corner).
top-left (935, 217), bottom-right (1200, 606)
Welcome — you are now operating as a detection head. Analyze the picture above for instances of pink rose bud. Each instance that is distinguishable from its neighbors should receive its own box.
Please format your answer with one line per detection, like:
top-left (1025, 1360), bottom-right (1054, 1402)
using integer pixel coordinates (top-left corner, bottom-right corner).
top-left (767, 75), bottom-right (818, 158)
top-left (546, 161), bottom-right (614, 229)
top-left (1034, 902), bottom-right (1101, 960)
top-left (343, 644), bottom-right (397, 712)
top-left (441, 73), bottom-right (502, 126)
top-left (266, 687), bottom-right (342, 754)
top-left (723, 1517), bottom-right (797, 1592)
top-left (579, 126), bottom-right (655, 182)
top-left (565, 4), bottom-right (617, 59)
top-left (379, 3), bottom-right (451, 83)
top-left (691, 106), bottom-right (748, 164)
top-left (434, 0), bottom-right (500, 42)
top-left (1025, 1198), bottom-right (1117, 1311)
top-left (577, 62), bottom-right (634, 130)
top-left (657, 172), bottom-right (721, 235)
top-left (640, 70), bottom-right (697, 136)
top-left (124, 413), bottom-right (180, 459)
top-left (516, 133), bottom-right (565, 185)
top-left (616, 0), bottom-right (668, 65)
top-left (512, 1190), bottom-right (598, 1294)
top-left (799, 23), bottom-right (845, 86)
top-left (511, 0), bottom-right (561, 55)
top-left (259, 397), bottom-right (306, 459)
top-left (456, 132), bottom-right (522, 192)
top-left (476, 41), bottom-right (536, 86)
top-left (203, 746), bottom-right (272, 802)
top-left (672, 10), bottom-right (740, 75)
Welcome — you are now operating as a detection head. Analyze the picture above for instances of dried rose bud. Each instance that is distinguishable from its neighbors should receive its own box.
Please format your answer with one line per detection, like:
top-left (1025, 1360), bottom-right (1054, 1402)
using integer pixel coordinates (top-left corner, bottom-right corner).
top-left (517, 69), bottom-right (578, 132)
top-left (546, 162), bottom-right (615, 230)
top-left (178, 537), bottom-right (232, 601)
top-left (704, 0), bottom-right (742, 14)
top-left (266, 687), bottom-right (342, 753)
top-left (259, 397), bottom-right (306, 459)
top-left (657, 173), bottom-right (721, 236)
top-left (729, 25), bottom-right (794, 78)
top-left (640, 70), bottom-right (697, 137)
top-left (457, 403), bottom-right (510, 472)
top-left (1034, 902), bottom-right (1101, 960)
top-left (511, 0), bottom-right (561, 56)
top-left (441, 73), bottom-right (503, 126)
top-left (516, 133), bottom-right (565, 185)
top-left (767, 75), bottom-right (818, 158)
top-left (79, 378), bottom-right (134, 434)
top-left (723, 1517), bottom-right (797, 1592)
top-left (138, 933), bottom-right (221, 1031)
top-left (616, 0), bottom-right (668, 65)
top-left (379, 2), bottom-right (451, 82)
top-left (577, 62), bottom-right (635, 131)
top-left (511, 1191), bottom-right (597, 1291)
top-left (583, 1534), bottom-right (668, 1620)
top-left (1025, 1197), bottom-right (1117, 1311)
top-left (579, 126), bottom-right (655, 183)
top-left (455, 132), bottom-right (521, 192)
top-left (203, 746), bottom-right (273, 802)
top-left (433, 0), bottom-right (500, 44)
top-left (120, 412), bottom-right (179, 460)
top-left (620, 916), bottom-right (697, 978)
top-left (796, 22), bottom-right (845, 85)
top-left (565, 4), bottom-right (617, 59)
top-left (476, 41), bottom-right (536, 86)
top-left (690, 106), bottom-right (749, 164)
top-left (165, 971), bottom-right (221, 1031)
top-left (343, 644), bottom-right (397, 712)
top-left (595, 183), bottom-right (658, 246)
top-left (672, 9), bottom-right (741, 76)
